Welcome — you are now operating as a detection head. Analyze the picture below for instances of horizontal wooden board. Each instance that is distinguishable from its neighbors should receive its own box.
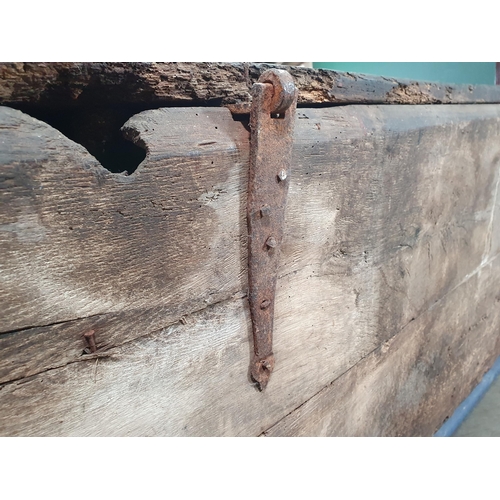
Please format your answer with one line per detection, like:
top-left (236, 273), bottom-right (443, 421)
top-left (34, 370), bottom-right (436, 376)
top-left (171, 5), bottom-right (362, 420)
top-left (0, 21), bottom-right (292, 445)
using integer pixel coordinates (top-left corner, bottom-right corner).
top-left (265, 255), bottom-right (500, 437)
top-left (0, 107), bottom-right (249, 337)
top-left (0, 267), bottom-right (383, 436)
top-left (2, 63), bottom-right (500, 109)
top-left (1, 104), bottom-right (500, 435)
top-left (1, 254), bottom-right (499, 437)
top-left (2, 105), bottom-right (500, 378)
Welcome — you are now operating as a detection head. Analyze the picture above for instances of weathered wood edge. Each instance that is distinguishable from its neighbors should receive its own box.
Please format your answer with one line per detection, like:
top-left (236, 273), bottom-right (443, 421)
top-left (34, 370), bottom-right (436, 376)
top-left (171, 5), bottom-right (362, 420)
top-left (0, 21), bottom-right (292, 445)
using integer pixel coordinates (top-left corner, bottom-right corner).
top-left (2, 62), bottom-right (500, 109)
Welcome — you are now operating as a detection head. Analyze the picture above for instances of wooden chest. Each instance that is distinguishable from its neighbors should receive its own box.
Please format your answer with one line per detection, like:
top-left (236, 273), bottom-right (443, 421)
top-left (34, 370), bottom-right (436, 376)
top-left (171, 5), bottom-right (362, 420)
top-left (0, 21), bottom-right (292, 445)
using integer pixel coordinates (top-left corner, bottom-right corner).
top-left (1, 63), bottom-right (499, 436)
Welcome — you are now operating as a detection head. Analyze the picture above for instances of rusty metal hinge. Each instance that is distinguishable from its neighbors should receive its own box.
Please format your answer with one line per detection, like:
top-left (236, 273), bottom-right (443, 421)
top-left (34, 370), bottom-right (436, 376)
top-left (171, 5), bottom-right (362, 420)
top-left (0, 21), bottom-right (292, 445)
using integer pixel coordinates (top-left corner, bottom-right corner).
top-left (247, 69), bottom-right (298, 390)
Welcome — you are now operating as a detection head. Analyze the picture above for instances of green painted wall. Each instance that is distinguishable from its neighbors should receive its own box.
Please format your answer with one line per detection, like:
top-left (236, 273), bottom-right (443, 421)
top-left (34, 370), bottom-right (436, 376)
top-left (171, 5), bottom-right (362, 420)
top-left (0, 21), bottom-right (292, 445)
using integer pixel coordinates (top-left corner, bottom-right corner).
top-left (312, 62), bottom-right (496, 85)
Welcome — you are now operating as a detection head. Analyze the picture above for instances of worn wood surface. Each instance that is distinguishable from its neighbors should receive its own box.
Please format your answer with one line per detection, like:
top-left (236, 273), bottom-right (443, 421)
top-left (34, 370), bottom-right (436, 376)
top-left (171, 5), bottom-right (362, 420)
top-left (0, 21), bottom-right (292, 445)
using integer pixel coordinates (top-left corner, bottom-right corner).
top-left (265, 256), bottom-right (500, 437)
top-left (2, 63), bottom-right (500, 110)
top-left (1, 257), bottom-right (499, 437)
top-left (0, 106), bottom-right (249, 336)
top-left (1, 103), bottom-right (499, 435)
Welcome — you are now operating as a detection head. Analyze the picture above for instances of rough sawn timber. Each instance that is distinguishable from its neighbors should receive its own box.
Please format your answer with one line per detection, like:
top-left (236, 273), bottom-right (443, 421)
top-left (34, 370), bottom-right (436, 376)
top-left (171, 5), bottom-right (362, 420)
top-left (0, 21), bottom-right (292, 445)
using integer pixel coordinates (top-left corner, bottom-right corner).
top-left (265, 256), bottom-right (500, 437)
top-left (2, 63), bottom-right (500, 110)
top-left (1, 103), bottom-right (500, 435)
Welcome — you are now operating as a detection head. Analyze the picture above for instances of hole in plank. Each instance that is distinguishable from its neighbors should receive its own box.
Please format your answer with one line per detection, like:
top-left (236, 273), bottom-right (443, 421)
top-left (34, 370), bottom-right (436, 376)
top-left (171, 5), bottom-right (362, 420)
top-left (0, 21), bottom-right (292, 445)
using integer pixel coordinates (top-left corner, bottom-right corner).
top-left (11, 99), bottom-right (251, 174)
top-left (10, 104), bottom-right (149, 175)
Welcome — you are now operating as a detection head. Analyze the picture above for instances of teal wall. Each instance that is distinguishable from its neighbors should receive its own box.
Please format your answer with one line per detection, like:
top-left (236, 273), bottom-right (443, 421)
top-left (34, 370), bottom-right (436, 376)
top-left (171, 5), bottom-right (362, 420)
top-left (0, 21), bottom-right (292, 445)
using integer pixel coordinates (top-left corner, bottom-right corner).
top-left (312, 62), bottom-right (496, 85)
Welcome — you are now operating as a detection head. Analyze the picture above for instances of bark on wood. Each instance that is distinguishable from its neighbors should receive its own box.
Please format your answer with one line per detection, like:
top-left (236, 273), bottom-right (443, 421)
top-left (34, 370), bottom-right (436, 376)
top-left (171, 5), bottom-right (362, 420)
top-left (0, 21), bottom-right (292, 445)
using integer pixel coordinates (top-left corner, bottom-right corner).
top-left (1, 104), bottom-right (499, 435)
top-left (2, 63), bottom-right (500, 110)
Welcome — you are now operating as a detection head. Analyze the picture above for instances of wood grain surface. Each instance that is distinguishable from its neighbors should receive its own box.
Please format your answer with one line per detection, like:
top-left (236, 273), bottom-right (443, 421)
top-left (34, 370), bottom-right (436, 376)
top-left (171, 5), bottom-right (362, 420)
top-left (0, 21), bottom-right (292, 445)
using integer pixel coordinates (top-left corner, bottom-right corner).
top-left (1, 102), bottom-right (499, 435)
top-left (265, 256), bottom-right (500, 437)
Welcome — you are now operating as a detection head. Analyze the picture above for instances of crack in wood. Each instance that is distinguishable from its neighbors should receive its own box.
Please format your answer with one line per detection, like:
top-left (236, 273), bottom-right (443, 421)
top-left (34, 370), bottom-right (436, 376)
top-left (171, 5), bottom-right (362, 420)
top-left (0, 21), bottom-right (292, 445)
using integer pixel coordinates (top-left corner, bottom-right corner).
top-left (0, 292), bottom-right (248, 386)
top-left (0, 314), bottom-right (103, 338)
top-left (261, 253), bottom-right (500, 437)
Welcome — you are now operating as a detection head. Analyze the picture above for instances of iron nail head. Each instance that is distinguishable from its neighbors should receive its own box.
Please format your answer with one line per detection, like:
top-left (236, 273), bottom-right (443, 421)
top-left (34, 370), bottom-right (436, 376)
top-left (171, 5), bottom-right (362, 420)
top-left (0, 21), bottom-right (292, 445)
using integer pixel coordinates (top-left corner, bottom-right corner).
top-left (260, 205), bottom-right (271, 217)
top-left (260, 299), bottom-right (271, 309)
top-left (266, 236), bottom-right (277, 249)
top-left (278, 170), bottom-right (287, 181)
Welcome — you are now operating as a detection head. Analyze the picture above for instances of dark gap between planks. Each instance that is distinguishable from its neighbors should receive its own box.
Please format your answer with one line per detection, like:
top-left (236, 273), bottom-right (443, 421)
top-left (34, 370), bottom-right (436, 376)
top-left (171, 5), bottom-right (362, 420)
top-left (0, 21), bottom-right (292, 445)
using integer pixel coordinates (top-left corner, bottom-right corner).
top-left (9, 101), bottom-right (255, 175)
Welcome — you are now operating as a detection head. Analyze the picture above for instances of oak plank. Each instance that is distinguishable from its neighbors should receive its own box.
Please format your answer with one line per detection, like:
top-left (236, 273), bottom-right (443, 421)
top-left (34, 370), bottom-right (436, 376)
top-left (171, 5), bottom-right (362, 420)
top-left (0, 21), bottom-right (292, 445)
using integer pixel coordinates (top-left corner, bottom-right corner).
top-left (2, 63), bottom-right (500, 109)
top-left (1, 105), bottom-right (500, 435)
top-left (0, 106), bottom-right (249, 335)
top-left (1, 254), bottom-right (498, 436)
top-left (1, 105), bottom-right (499, 388)
top-left (0, 268), bottom-right (378, 436)
top-left (264, 255), bottom-right (500, 437)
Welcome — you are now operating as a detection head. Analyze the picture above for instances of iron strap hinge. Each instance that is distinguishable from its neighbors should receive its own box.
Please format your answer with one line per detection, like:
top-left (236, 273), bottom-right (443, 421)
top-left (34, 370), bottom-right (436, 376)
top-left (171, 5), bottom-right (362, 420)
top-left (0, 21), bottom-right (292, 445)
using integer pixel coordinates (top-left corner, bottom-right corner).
top-left (247, 69), bottom-right (298, 390)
